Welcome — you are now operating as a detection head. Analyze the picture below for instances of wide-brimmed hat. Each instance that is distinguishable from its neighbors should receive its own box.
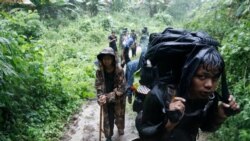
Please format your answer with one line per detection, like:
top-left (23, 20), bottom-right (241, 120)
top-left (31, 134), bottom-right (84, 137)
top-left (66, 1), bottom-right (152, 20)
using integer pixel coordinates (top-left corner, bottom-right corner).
top-left (97, 47), bottom-right (115, 60)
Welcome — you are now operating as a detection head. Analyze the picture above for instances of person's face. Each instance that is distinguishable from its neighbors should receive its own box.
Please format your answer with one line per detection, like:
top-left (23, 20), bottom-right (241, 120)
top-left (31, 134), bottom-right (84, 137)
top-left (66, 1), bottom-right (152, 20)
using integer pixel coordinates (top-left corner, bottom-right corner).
top-left (102, 55), bottom-right (113, 67)
top-left (112, 32), bottom-right (115, 36)
top-left (189, 65), bottom-right (220, 100)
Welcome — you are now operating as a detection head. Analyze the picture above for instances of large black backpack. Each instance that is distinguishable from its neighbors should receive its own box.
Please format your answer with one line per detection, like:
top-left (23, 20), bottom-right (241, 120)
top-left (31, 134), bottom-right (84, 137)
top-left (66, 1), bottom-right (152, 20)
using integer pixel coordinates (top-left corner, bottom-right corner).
top-left (139, 27), bottom-right (238, 117)
top-left (139, 27), bottom-right (219, 88)
top-left (135, 27), bottom-right (237, 138)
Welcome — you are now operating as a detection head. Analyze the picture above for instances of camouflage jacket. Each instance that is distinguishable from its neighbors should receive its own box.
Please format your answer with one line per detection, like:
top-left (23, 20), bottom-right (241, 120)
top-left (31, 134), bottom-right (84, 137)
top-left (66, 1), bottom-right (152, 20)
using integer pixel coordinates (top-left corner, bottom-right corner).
top-left (95, 65), bottom-right (126, 103)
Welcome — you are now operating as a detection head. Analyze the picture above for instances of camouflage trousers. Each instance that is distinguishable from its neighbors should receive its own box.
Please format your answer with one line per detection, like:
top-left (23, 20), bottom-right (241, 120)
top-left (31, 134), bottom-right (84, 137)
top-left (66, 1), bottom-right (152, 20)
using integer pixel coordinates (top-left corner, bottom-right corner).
top-left (102, 96), bottom-right (126, 138)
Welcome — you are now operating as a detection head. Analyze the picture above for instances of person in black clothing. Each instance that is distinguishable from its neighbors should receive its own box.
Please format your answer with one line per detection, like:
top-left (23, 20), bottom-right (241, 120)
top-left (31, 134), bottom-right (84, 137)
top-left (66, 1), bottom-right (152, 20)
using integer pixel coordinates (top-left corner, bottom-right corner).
top-left (142, 27), bottom-right (149, 36)
top-left (130, 29), bottom-right (137, 57)
top-left (135, 28), bottom-right (240, 141)
top-left (108, 31), bottom-right (118, 53)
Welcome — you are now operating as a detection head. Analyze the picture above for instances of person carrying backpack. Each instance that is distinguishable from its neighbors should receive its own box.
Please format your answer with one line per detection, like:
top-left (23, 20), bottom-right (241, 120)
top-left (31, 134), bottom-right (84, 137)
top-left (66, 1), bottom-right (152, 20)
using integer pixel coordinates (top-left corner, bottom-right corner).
top-left (135, 27), bottom-right (240, 141)
top-left (95, 47), bottom-right (126, 141)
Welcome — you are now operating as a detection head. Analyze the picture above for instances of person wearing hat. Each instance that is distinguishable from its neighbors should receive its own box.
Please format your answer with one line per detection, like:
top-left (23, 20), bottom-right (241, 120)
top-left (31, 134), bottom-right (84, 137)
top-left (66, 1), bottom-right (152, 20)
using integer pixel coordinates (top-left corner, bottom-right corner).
top-left (135, 28), bottom-right (240, 141)
top-left (95, 47), bottom-right (126, 141)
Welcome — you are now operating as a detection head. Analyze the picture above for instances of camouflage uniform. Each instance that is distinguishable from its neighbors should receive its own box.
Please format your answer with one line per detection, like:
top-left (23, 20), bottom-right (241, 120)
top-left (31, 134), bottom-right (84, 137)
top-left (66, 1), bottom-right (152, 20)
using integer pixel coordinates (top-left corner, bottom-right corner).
top-left (95, 47), bottom-right (126, 138)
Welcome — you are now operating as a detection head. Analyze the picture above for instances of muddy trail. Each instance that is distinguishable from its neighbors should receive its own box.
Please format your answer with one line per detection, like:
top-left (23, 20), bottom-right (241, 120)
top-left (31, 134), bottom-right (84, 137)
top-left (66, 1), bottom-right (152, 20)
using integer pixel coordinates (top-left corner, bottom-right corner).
top-left (60, 100), bottom-right (139, 141)
top-left (60, 100), bottom-right (208, 141)
top-left (60, 47), bottom-right (208, 141)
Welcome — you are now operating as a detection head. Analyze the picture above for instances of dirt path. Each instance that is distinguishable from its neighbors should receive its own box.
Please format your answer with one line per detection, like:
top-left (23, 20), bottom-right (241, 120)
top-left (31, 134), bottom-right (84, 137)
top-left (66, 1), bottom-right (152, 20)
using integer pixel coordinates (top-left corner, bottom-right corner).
top-left (60, 100), bottom-right (139, 141)
top-left (60, 100), bottom-right (209, 141)
top-left (60, 47), bottom-right (208, 141)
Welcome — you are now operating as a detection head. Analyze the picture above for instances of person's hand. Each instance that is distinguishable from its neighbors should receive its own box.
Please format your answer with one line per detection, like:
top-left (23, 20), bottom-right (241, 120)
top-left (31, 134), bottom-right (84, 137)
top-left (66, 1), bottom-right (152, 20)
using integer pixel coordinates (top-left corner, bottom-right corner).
top-left (114, 88), bottom-right (123, 96)
top-left (167, 97), bottom-right (186, 123)
top-left (218, 95), bottom-right (240, 118)
top-left (169, 97), bottom-right (186, 113)
top-left (98, 95), bottom-right (107, 105)
top-left (165, 97), bottom-right (186, 130)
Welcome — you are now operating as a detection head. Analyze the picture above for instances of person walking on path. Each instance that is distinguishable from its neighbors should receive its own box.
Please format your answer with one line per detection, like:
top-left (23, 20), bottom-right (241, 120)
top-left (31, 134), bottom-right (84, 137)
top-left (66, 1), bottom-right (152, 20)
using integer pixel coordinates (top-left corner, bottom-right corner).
top-left (95, 47), bottom-right (126, 141)
top-left (130, 29), bottom-right (137, 57)
top-left (108, 31), bottom-right (118, 53)
top-left (122, 35), bottom-right (134, 68)
top-left (139, 27), bottom-right (149, 52)
top-left (119, 28), bottom-right (128, 64)
top-left (135, 28), bottom-right (240, 141)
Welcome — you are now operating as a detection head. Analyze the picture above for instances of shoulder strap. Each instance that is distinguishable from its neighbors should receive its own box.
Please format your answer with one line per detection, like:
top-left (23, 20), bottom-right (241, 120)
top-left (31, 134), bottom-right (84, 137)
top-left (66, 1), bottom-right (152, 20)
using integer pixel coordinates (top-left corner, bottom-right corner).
top-left (151, 82), bottom-right (173, 114)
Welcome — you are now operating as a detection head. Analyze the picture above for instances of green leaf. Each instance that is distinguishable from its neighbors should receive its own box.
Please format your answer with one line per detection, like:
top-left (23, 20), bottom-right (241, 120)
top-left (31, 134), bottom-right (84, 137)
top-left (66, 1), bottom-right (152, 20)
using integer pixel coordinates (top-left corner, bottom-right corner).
top-left (0, 37), bottom-right (10, 45)
top-left (244, 47), bottom-right (250, 51)
top-left (236, 3), bottom-right (245, 17)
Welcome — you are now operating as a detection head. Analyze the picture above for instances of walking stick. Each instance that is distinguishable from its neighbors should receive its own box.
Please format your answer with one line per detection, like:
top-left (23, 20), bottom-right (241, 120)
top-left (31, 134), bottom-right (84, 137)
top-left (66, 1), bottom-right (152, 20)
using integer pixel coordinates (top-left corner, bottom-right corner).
top-left (99, 105), bottom-right (103, 141)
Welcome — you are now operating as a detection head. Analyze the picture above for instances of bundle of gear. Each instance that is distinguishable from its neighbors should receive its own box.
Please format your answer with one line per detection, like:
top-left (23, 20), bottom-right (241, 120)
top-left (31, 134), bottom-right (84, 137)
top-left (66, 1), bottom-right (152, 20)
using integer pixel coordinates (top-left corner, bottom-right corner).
top-left (137, 27), bottom-right (238, 125)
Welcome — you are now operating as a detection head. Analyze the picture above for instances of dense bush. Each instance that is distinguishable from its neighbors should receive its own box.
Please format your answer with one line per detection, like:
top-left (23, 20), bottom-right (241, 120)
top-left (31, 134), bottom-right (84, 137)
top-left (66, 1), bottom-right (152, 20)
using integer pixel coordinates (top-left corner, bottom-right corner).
top-left (0, 10), bottom-right (83, 141)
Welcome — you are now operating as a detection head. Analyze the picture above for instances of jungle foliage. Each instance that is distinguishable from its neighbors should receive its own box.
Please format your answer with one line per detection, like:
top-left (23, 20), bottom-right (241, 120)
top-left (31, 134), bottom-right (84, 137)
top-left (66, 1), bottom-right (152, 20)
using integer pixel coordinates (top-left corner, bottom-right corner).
top-left (0, 0), bottom-right (249, 140)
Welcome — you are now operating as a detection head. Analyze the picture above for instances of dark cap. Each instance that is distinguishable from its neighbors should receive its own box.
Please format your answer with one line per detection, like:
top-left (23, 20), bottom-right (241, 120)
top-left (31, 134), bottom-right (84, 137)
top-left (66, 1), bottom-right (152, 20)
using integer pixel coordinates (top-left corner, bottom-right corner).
top-left (97, 47), bottom-right (115, 60)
